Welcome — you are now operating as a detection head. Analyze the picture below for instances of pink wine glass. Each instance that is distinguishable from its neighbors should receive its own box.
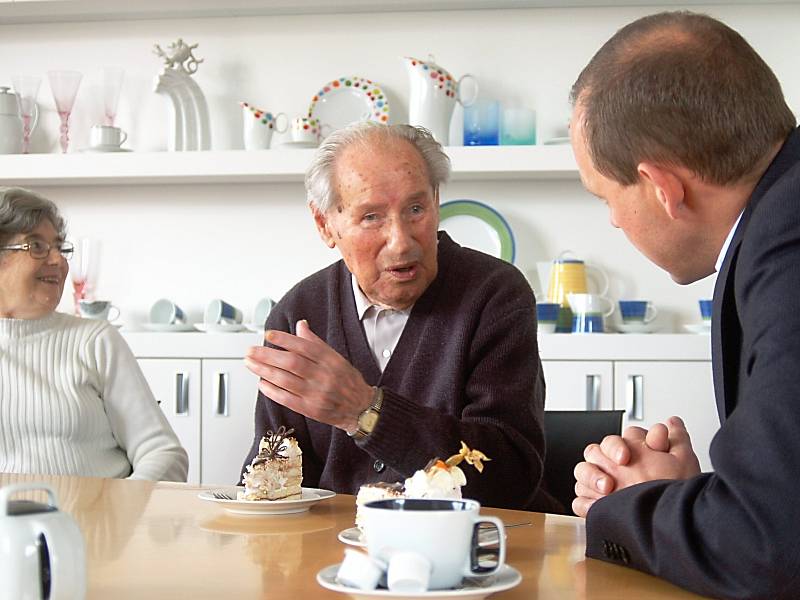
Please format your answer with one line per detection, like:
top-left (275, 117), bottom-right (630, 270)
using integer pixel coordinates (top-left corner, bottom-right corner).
top-left (102, 67), bottom-right (124, 126)
top-left (47, 70), bottom-right (82, 153)
top-left (12, 75), bottom-right (41, 154)
top-left (70, 238), bottom-right (98, 315)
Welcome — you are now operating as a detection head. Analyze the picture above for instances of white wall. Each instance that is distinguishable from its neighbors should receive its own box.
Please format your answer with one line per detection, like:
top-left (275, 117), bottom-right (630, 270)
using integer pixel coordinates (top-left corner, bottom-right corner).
top-left (1, 4), bottom-right (797, 327)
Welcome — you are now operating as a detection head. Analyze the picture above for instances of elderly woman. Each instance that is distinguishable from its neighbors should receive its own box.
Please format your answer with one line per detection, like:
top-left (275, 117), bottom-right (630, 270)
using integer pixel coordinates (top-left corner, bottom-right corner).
top-left (0, 187), bottom-right (188, 481)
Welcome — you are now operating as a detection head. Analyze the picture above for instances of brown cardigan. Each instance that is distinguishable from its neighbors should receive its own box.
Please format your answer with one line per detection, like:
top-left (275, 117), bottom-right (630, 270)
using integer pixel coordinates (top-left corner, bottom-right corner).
top-left (241, 232), bottom-right (557, 511)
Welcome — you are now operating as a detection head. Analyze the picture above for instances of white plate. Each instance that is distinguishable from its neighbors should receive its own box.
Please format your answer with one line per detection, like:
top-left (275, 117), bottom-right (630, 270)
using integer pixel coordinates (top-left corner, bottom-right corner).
top-left (338, 526), bottom-right (505, 549)
top-left (198, 487), bottom-right (336, 515)
top-left (317, 563), bottom-right (521, 599)
top-left (439, 200), bottom-right (515, 263)
top-left (244, 322), bottom-right (265, 333)
top-left (543, 136), bottom-right (570, 145)
top-left (141, 322), bottom-right (197, 332)
top-left (279, 140), bottom-right (318, 149)
top-left (616, 321), bottom-right (660, 334)
top-left (307, 76), bottom-right (390, 133)
top-left (79, 145), bottom-right (132, 153)
top-left (684, 323), bottom-right (711, 334)
top-left (194, 322), bottom-right (248, 333)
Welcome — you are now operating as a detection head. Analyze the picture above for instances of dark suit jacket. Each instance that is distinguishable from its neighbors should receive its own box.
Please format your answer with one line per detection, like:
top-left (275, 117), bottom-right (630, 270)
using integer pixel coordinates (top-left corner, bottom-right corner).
top-left (585, 127), bottom-right (800, 600)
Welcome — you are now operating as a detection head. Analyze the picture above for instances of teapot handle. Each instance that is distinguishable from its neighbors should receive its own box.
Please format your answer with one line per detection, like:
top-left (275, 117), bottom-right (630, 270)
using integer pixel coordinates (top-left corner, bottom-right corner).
top-left (0, 482), bottom-right (59, 514)
top-left (456, 74), bottom-right (479, 108)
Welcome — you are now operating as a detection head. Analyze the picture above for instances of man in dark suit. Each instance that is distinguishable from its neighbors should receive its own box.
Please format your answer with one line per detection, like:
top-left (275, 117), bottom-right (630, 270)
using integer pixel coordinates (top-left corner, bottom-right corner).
top-left (569, 11), bottom-right (800, 599)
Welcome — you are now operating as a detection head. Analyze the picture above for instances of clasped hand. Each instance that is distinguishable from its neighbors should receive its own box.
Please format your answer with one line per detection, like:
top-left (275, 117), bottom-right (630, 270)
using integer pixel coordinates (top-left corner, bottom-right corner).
top-left (572, 416), bottom-right (701, 517)
top-left (244, 320), bottom-right (374, 432)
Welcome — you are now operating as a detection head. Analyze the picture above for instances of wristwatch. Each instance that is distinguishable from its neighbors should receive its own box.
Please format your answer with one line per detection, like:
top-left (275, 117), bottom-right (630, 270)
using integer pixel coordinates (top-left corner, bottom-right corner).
top-left (348, 386), bottom-right (383, 440)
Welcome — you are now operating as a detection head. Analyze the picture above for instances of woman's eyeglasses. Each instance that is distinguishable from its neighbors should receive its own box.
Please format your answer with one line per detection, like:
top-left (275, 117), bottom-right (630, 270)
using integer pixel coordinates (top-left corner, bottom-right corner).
top-left (0, 240), bottom-right (74, 260)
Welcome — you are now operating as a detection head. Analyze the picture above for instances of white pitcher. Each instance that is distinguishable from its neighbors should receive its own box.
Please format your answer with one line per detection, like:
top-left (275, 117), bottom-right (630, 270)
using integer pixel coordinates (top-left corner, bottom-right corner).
top-left (403, 56), bottom-right (478, 145)
top-left (0, 86), bottom-right (23, 154)
top-left (240, 101), bottom-right (287, 150)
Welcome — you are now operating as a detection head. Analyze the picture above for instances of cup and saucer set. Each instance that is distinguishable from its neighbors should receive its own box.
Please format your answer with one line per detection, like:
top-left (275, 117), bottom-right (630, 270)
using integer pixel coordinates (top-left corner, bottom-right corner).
top-left (141, 298), bottom-right (276, 333)
top-left (79, 124), bottom-right (131, 153)
top-left (318, 498), bottom-right (522, 599)
top-left (615, 300), bottom-right (660, 334)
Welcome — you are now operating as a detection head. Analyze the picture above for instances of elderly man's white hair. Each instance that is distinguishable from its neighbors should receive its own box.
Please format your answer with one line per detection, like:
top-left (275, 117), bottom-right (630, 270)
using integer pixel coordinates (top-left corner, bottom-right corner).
top-left (305, 122), bottom-right (451, 214)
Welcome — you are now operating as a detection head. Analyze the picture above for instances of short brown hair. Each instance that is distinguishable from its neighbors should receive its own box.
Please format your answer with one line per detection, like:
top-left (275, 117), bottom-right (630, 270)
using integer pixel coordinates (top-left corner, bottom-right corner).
top-left (571, 11), bottom-right (796, 186)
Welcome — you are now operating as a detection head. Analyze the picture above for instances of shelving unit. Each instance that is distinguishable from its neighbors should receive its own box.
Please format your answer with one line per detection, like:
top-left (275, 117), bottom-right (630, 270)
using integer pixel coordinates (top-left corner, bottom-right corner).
top-left (0, 144), bottom-right (577, 186)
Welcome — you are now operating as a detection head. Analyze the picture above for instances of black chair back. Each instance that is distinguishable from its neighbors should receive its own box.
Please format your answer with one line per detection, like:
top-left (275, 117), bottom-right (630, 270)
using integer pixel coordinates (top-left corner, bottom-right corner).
top-left (543, 410), bottom-right (624, 515)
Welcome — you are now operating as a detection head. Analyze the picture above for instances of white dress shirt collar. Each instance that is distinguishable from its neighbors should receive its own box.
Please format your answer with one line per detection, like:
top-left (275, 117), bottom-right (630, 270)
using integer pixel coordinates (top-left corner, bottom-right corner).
top-left (716, 211), bottom-right (744, 273)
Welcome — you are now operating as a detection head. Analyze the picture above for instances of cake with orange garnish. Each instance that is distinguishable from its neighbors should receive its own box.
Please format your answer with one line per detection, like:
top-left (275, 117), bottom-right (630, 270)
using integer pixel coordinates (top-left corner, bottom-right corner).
top-left (239, 426), bottom-right (303, 501)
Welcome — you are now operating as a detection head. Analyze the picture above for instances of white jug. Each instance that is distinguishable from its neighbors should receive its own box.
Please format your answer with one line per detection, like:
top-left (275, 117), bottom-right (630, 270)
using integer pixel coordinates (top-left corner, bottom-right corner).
top-left (0, 86), bottom-right (23, 154)
top-left (403, 56), bottom-right (478, 145)
top-left (240, 101), bottom-right (287, 150)
top-left (0, 483), bottom-right (86, 600)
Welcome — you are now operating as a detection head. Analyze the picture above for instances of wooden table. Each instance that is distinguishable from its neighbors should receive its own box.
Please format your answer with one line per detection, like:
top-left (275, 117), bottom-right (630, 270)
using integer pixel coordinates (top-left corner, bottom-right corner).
top-left (0, 473), bottom-right (704, 599)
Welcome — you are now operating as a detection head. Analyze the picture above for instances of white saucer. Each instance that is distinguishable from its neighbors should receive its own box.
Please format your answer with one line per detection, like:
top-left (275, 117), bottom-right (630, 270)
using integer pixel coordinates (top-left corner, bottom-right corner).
top-left (194, 322), bottom-right (248, 333)
top-left (543, 136), bottom-right (570, 145)
top-left (316, 563), bottom-right (522, 599)
top-left (279, 140), bottom-right (318, 149)
top-left (684, 323), bottom-right (712, 334)
top-left (337, 526), bottom-right (505, 549)
top-left (244, 322), bottom-right (265, 333)
top-left (198, 487), bottom-right (335, 515)
top-left (141, 322), bottom-right (197, 332)
top-left (616, 321), bottom-right (660, 334)
top-left (79, 145), bottom-right (132, 153)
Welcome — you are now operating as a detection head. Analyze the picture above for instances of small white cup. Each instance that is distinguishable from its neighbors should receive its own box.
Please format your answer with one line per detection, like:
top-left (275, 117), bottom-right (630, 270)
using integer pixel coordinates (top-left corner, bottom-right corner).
top-left (150, 298), bottom-right (186, 325)
top-left (290, 117), bottom-right (327, 144)
top-left (78, 300), bottom-right (120, 321)
top-left (336, 549), bottom-right (386, 591)
top-left (89, 124), bottom-right (127, 148)
top-left (387, 551), bottom-right (431, 593)
top-left (204, 299), bottom-right (243, 325)
top-left (252, 297), bottom-right (275, 327)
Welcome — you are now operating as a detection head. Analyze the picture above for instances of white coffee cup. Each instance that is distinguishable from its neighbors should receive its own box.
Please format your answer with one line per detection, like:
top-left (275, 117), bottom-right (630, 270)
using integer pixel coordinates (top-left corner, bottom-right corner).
top-left (89, 124), bottom-right (127, 148)
top-left (387, 551), bottom-right (431, 593)
top-left (361, 498), bottom-right (506, 590)
top-left (150, 298), bottom-right (186, 325)
top-left (78, 299), bottom-right (120, 321)
top-left (336, 548), bottom-right (386, 591)
top-left (204, 299), bottom-right (243, 325)
top-left (252, 297), bottom-right (275, 327)
top-left (290, 117), bottom-right (328, 144)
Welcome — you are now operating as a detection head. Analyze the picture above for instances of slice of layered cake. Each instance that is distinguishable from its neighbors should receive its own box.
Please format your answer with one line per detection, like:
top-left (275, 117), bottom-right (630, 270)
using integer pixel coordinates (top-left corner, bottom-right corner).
top-left (355, 482), bottom-right (404, 530)
top-left (239, 426), bottom-right (303, 501)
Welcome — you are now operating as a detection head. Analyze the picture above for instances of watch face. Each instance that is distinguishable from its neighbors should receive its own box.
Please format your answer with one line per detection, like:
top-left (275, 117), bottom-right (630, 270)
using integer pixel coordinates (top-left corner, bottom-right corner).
top-left (359, 410), bottom-right (380, 432)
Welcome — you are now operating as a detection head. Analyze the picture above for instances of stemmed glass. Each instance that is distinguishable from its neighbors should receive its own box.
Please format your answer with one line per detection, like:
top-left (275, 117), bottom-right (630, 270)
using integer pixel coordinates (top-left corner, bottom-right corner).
top-left (70, 238), bottom-right (98, 315)
top-left (47, 70), bottom-right (82, 153)
top-left (102, 67), bottom-right (124, 126)
top-left (11, 75), bottom-right (41, 154)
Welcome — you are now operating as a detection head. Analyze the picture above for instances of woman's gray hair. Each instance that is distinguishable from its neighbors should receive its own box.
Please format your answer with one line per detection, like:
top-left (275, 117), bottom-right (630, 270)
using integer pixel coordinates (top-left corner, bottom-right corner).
top-left (305, 122), bottom-right (451, 213)
top-left (0, 187), bottom-right (66, 247)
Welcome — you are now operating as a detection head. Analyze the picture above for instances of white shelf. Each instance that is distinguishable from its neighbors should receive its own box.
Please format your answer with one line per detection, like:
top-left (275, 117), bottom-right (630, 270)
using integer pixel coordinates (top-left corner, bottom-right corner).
top-left (1, 0), bottom-right (793, 25)
top-left (0, 145), bottom-right (578, 187)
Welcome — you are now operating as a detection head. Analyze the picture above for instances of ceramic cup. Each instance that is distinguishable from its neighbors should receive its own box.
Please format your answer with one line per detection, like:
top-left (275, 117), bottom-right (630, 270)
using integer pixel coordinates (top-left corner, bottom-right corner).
top-left (567, 293), bottom-right (614, 334)
top-left (536, 302), bottom-right (560, 334)
top-left (150, 298), bottom-right (186, 325)
top-left (78, 299), bottom-right (120, 321)
top-left (618, 300), bottom-right (658, 324)
top-left (387, 551), bottom-right (432, 593)
top-left (501, 107), bottom-right (536, 145)
top-left (336, 548), bottom-right (386, 591)
top-left (699, 299), bottom-right (713, 322)
top-left (361, 498), bottom-right (506, 590)
top-left (89, 124), bottom-right (127, 148)
top-left (204, 299), bottom-right (243, 325)
top-left (290, 117), bottom-right (326, 144)
top-left (463, 99), bottom-right (501, 146)
top-left (253, 297), bottom-right (276, 327)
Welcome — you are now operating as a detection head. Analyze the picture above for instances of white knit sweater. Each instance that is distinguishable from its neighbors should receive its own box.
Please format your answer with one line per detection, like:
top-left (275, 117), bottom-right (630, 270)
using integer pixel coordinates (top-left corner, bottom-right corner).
top-left (0, 312), bottom-right (188, 482)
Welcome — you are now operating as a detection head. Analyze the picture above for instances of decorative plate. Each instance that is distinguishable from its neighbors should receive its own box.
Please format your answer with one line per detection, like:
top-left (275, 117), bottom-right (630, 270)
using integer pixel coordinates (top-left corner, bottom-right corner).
top-left (198, 487), bottom-right (336, 515)
top-left (439, 200), bottom-right (515, 263)
top-left (316, 563), bottom-right (522, 599)
top-left (307, 76), bottom-right (390, 133)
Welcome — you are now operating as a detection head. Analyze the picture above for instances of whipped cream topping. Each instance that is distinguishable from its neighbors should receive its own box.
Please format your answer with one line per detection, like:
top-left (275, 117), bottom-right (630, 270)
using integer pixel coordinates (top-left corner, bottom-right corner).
top-left (403, 463), bottom-right (466, 499)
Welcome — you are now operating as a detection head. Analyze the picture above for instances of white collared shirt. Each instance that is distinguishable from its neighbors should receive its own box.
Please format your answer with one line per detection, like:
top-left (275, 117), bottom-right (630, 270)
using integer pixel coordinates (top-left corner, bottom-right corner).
top-left (351, 275), bottom-right (412, 372)
top-left (716, 212), bottom-right (744, 273)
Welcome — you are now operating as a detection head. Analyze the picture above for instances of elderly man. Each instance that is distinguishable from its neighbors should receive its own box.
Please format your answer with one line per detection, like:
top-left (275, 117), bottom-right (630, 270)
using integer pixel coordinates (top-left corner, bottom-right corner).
top-left (241, 122), bottom-right (555, 511)
top-left (569, 11), bottom-right (800, 599)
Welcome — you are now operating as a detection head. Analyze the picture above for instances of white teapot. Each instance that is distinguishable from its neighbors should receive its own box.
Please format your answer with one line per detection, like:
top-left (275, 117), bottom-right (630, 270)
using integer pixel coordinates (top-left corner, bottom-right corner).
top-left (0, 86), bottom-right (23, 154)
top-left (0, 483), bottom-right (86, 600)
top-left (403, 56), bottom-right (478, 145)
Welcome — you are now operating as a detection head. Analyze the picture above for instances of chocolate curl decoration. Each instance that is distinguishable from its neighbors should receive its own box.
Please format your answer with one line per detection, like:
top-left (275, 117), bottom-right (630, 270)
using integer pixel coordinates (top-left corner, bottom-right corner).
top-left (261, 426), bottom-right (296, 460)
top-left (445, 441), bottom-right (491, 473)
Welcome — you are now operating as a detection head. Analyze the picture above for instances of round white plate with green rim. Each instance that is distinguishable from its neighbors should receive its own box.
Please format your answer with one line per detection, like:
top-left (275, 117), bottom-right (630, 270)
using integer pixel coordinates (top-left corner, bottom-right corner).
top-left (439, 200), bottom-right (515, 263)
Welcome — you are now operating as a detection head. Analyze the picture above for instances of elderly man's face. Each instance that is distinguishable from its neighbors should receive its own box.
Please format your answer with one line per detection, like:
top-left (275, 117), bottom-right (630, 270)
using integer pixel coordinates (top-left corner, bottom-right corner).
top-left (314, 138), bottom-right (440, 310)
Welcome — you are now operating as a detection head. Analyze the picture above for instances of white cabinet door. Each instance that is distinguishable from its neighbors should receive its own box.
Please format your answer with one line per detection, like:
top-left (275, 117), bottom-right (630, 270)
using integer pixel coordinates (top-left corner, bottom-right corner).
top-left (614, 361), bottom-right (719, 472)
top-left (138, 359), bottom-right (202, 485)
top-left (201, 359), bottom-right (260, 486)
top-left (541, 361), bottom-right (614, 410)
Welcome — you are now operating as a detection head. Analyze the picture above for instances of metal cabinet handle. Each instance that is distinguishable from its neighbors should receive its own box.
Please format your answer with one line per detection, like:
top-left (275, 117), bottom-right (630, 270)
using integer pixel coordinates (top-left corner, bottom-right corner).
top-left (585, 374), bottom-right (600, 410)
top-left (215, 372), bottom-right (229, 417)
top-left (175, 372), bottom-right (189, 416)
top-left (626, 375), bottom-right (644, 420)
